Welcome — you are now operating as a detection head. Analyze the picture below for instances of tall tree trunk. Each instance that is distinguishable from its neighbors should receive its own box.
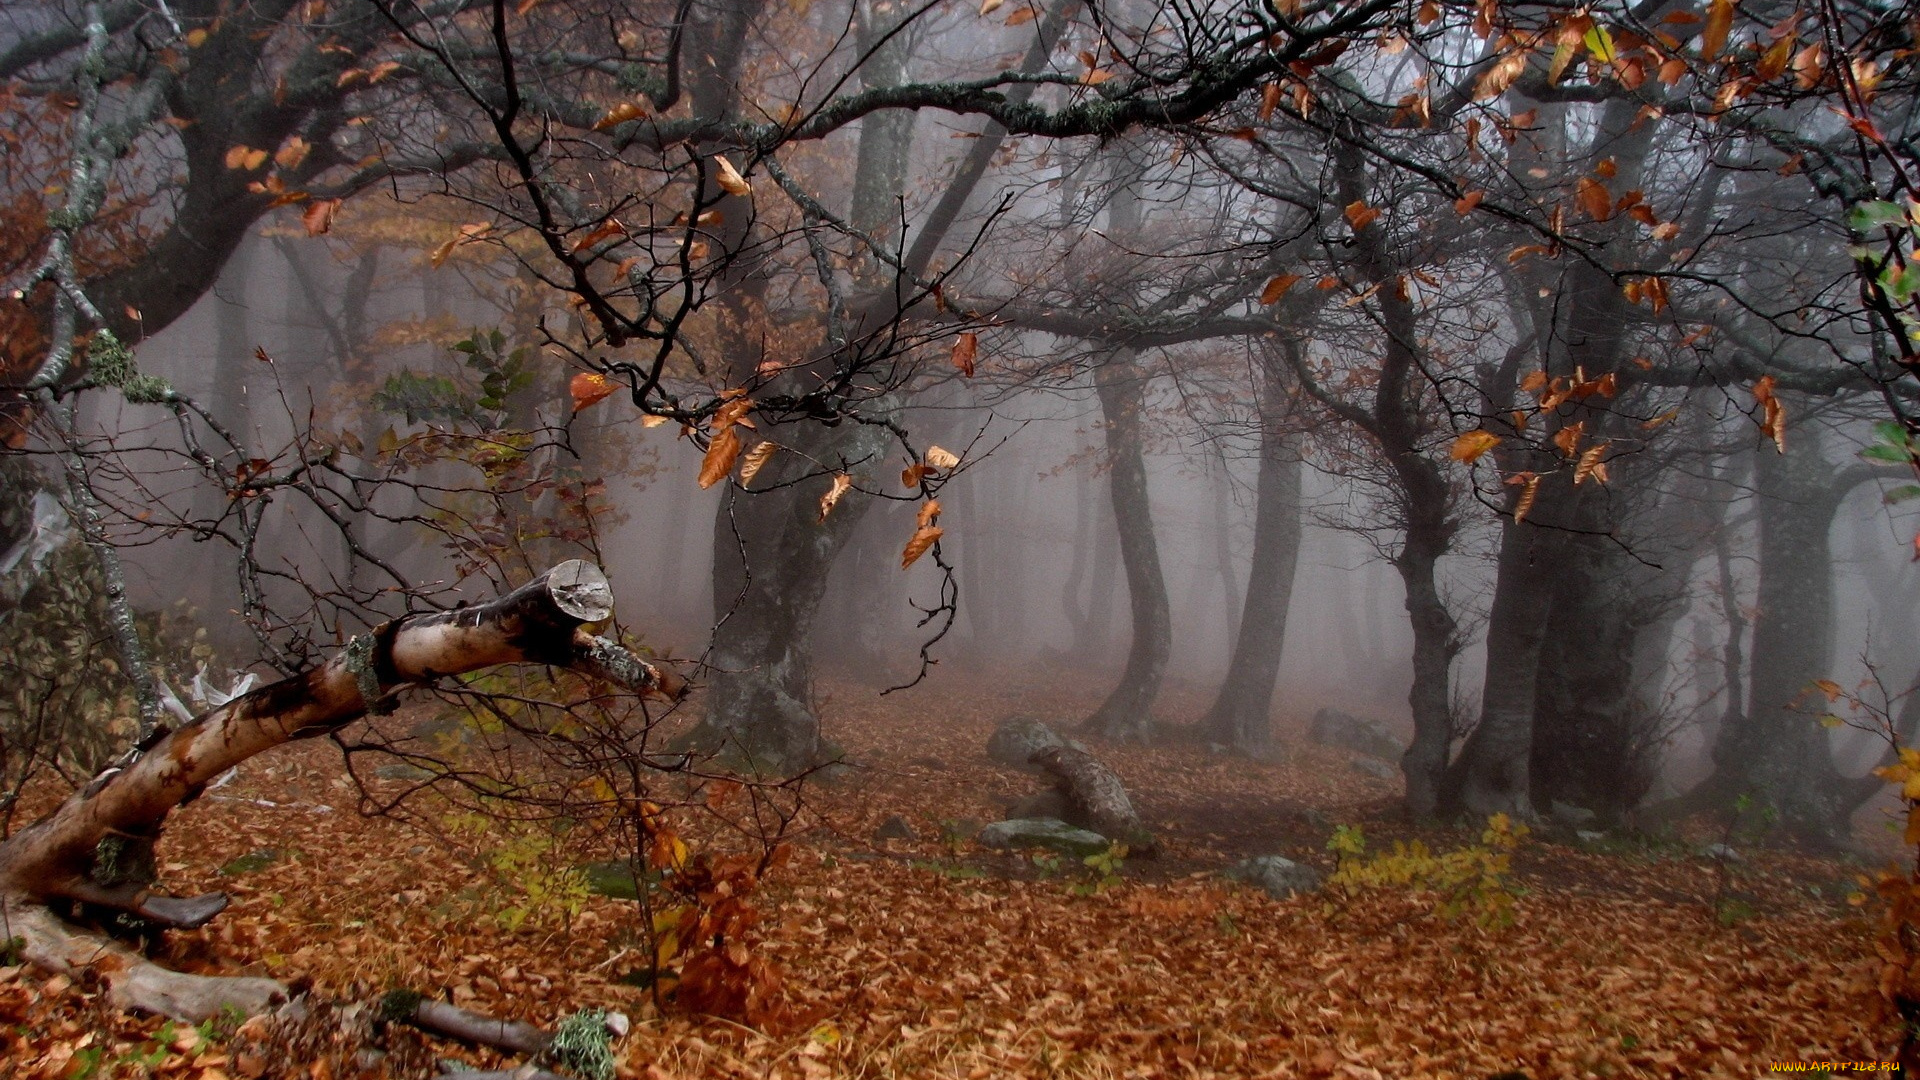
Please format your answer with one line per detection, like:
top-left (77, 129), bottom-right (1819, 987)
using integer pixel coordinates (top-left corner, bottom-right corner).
top-left (1448, 516), bottom-right (1559, 818)
top-left (690, 0), bottom-right (913, 772)
top-left (1395, 462), bottom-right (1460, 819)
top-left (1201, 365), bottom-right (1300, 755)
top-left (1083, 351), bottom-right (1170, 742)
top-left (1211, 461), bottom-right (1243, 646)
top-left (1704, 423), bottom-right (1860, 843)
top-left (697, 415), bottom-right (895, 772)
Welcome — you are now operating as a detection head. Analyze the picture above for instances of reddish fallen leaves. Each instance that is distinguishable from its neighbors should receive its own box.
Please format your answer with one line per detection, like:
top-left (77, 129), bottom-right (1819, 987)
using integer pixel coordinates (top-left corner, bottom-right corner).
top-left (0, 666), bottom-right (1889, 1079)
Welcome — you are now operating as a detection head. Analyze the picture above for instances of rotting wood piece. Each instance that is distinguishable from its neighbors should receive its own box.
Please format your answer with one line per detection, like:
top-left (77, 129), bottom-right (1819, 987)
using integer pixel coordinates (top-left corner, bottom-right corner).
top-left (1029, 745), bottom-right (1156, 855)
top-left (0, 561), bottom-right (683, 1021)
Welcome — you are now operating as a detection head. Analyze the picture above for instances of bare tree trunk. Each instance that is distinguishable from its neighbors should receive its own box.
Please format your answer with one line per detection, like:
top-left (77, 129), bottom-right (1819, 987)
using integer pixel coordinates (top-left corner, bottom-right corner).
top-left (1448, 516), bottom-right (1558, 818)
top-left (1211, 461), bottom-right (1243, 646)
top-left (0, 561), bottom-right (678, 1021)
top-left (1201, 365), bottom-right (1300, 755)
top-left (1396, 482), bottom-right (1460, 820)
top-left (1699, 423), bottom-right (1862, 843)
top-left (1083, 351), bottom-right (1170, 742)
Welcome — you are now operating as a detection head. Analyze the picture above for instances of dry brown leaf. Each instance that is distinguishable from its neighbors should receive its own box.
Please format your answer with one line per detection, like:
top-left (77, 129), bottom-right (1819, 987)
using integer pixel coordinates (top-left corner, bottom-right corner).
top-left (301, 198), bottom-right (341, 237)
top-left (1510, 471), bottom-right (1541, 523)
top-left (917, 499), bottom-right (942, 528)
top-left (925, 445), bottom-right (960, 471)
top-left (739, 440), bottom-right (779, 487)
top-left (818, 473), bottom-right (852, 522)
top-left (1455, 191), bottom-right (1486, 214)
top-left (1573, 441), bottom-right (1610, 485)
top-left (900, 524), bottom-right (943, 569)
top-left (1344, 200), bottom-right (1380, 230)
top-left (698, 425), bottom-right (743, 488)
top-left (951, 332), bottom-right (978, 377)
top-left (979, 0), bottom-right (1004, 14)
top-left (714, 155), bottom-right (752, 197)
top-left (274, 137), bottom-right (311, 171)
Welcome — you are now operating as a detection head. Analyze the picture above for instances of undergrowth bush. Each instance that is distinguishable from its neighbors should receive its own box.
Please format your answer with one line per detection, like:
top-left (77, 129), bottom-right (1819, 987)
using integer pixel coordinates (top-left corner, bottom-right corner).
top-left (1325, 814), bottom-right (1530, 929)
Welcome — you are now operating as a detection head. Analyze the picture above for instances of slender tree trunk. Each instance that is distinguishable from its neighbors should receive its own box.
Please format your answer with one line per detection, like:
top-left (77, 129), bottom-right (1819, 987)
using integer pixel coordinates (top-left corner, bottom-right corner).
top-left (1394, 458), bottom-right (1459, 819)
top-left (1083, 351), bottom-right (1170, 742)
top-left (1211, 462), bottom-right (1243, 646)
top-left (1201, 366), bottom-right (1300, 754)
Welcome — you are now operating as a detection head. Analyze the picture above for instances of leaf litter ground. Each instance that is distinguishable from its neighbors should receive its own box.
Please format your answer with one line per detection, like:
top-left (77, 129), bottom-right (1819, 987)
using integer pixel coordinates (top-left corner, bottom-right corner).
top-left (0, 664), bottom-right (1893, 1079)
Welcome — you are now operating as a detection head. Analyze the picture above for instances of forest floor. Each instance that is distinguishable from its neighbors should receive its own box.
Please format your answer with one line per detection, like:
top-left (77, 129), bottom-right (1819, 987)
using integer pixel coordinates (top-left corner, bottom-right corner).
top-left (0, 663), bottom-right (1896, 1080)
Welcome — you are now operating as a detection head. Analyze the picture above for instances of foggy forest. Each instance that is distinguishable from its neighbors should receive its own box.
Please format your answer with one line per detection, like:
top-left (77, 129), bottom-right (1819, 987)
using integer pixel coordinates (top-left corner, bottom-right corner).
top-left (2, 0), bottom-right (1920, 1075)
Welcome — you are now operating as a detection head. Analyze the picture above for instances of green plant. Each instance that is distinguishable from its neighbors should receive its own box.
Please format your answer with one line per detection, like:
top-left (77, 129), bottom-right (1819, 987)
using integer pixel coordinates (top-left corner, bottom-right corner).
top-left (1325, 814), bottom-right (1530, 929)
top-left (444, 813), bottom-right (590, 932)
top-left (1071, 843), bottom-right (1128, 896)
top-left (546, 1008), bottom-right (615, 1080)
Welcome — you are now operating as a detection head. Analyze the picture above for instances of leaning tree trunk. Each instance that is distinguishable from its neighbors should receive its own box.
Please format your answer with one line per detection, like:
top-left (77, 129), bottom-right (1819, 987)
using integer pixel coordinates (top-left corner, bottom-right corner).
top-left (1083, 351), bottom-right (1171, 743)
top-left (1202, 367), bottom-right (1301, 756)
top-left (0, 561), bottom-right (679, 1021)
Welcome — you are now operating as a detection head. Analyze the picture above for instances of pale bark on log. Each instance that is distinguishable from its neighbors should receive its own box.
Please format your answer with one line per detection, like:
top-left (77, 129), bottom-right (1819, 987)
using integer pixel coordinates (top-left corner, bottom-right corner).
top-left (1030, 746), bottom-right (1154, 854)
top-left (0, 561), bottom-right (681, 1020)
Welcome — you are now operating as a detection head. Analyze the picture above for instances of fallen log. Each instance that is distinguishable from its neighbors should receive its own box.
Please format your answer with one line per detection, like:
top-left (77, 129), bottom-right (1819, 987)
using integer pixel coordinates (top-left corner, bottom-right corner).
top-left (0, 561), bottom-right (683, 1021)
top-left (1029, 745), bottom-right (1156, 855)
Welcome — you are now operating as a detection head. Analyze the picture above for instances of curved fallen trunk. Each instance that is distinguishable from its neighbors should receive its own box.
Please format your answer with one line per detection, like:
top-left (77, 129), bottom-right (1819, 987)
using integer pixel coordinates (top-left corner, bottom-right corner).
top-left (1030, 745), bottom-right (1155, 855)
top-left (0, 560), bottom-right (683, 1021)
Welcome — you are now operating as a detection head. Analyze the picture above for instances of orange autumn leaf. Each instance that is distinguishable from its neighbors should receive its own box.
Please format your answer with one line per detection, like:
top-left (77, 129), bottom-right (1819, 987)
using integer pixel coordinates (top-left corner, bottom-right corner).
top-left (593, 100), bottom-right (650, 130)
top-left (301, 198), bottom-right (341, 237)
top-left (1455, 191), bottom-right (1485, 214)
top-left (1701, 0), bottom-right (1733, 60)
top-left (570, 372), bottom-right (616, 411)
top-left (1259, 274), bottom-right (1300, 305)
top-left (273, 137), bottom-right (311, 171)
top-left (1344, 200), bottom-right (1380, 231)
top-left (951, 332), bottom-right (978, 377)
top-left (1450, 430), bottom-right (1500, 463)
top-left (1575, 176), bottom-right (1613, 221)
top-left (925, 445), bottom-right (960, 471)
top-left (901, 524), bottom-right (943, 569)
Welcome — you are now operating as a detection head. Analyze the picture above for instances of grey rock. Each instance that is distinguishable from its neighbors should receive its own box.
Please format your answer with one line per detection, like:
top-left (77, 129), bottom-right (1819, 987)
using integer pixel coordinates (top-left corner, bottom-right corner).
top-left (976, 818), bottom-right (1111, 858)
top-left (1575, 830), bottom-right (1607, 844)
top-left (873, 814), bottom-right (918, 842)
top-left (1300, 808), bottom-right (1333, 832)
top-left (1224, 855), bottom-right (1323, 900)
top-left (987, 717), bottom-right (1085, 770)
top-left (1005, 789), bottom-right (1070, 821)
top-left (1349, 757), bottom-right (1398, 780)
top-left (1550, 801), bottom-right (1599, 828)
top-left (1701, 842), bottom-right (1742, 863)
top-left (374, 762), bottom-right (436, 781)
top-left (1308, 708), bottom-right (1407, 761)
